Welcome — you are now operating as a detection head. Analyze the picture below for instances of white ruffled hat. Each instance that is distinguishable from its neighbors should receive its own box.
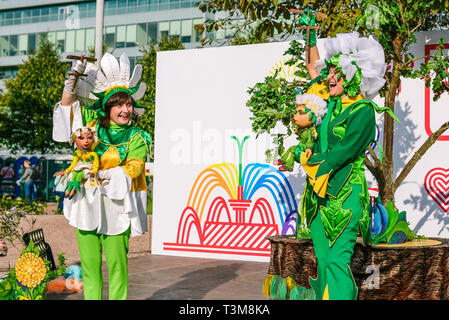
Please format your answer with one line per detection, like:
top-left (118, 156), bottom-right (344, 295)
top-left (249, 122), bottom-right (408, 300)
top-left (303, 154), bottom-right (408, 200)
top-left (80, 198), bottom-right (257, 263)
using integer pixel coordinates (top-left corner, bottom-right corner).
top-left (316, 31), bottom-right (387, 100)
top-left (296, 93), bottom-right (328, 126)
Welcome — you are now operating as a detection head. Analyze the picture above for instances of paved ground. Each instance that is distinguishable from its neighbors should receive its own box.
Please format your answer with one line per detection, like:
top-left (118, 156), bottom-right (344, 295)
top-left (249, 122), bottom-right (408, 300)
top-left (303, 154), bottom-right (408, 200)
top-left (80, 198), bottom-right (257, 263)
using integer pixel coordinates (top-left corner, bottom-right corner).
top-left (1, 202), bottom-right (270, 301)
top-left (46, 253), bottom-right (270, 300)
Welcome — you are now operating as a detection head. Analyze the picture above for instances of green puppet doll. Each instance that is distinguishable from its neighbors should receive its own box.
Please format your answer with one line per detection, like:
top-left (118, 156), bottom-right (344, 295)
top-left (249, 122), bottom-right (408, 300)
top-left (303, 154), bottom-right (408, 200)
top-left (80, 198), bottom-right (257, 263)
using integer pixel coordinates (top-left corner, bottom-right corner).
top-left (276, 93), bottom-right (328, 172)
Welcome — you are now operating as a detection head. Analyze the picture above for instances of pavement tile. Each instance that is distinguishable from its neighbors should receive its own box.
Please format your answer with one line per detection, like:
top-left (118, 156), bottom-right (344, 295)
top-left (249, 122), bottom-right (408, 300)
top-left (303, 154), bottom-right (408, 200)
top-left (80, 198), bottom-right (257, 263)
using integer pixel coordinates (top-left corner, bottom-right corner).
top-left (46, 253), bottom-right (269, 300)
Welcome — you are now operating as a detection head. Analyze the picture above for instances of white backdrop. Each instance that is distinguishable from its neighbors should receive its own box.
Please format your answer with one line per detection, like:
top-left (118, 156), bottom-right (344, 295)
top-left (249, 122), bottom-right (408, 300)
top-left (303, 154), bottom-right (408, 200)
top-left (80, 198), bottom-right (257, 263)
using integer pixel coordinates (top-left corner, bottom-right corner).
top-left (152, 31), bottom-right (449, 262)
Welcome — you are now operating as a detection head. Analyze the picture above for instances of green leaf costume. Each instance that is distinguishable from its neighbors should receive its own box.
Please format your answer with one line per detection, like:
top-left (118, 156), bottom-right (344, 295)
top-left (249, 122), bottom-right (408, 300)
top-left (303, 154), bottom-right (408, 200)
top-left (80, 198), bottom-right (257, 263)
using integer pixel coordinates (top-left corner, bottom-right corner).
top-left (297, 80), bottom-right (377, 300)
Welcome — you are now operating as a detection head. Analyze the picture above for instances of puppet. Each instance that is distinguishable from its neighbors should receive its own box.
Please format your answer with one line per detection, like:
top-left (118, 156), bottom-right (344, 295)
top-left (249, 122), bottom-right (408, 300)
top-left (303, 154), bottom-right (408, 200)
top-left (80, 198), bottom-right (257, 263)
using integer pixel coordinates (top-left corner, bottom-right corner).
top-left (276, 93), bottom-right (327, 172)
top-left (57, 126), bottom-right (99, 199)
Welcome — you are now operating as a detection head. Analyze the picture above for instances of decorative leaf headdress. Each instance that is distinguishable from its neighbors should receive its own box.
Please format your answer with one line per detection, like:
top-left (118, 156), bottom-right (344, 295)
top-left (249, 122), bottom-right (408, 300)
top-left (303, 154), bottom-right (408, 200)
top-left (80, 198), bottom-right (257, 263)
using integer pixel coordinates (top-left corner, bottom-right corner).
top-left (316, 31), bottom-right (387, 100)
top-left (76, 52), bottom-right (147, 116)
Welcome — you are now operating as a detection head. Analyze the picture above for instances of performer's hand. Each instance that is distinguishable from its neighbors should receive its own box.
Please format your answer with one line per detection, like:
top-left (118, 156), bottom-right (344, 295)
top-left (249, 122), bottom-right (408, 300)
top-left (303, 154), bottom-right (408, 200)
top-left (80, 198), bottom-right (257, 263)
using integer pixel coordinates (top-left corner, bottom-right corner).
top-left (298, 8), bottom-right (317, 47)
top-left (97, 169), bottom-right (113, 180)
top-left (63, 55), bottom-right (88, 95)
top-left (71, 55), bottom-right (88, 75)
top-left (305, 149), bottom-right (312, 160)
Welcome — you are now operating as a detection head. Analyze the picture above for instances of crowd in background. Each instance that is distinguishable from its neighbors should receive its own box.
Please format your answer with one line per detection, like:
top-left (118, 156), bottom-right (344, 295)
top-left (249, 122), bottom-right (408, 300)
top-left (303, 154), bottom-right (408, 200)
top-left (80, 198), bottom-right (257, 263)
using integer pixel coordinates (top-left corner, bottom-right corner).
top-left (0, 160), bottom-right (41, 203)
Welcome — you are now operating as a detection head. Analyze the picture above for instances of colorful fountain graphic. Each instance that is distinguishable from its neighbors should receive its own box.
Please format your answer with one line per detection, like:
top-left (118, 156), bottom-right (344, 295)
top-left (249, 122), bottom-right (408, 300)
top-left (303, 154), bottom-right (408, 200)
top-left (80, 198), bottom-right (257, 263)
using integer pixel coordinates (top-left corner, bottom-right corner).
top-left (163, 136), bottom-right (298, 257)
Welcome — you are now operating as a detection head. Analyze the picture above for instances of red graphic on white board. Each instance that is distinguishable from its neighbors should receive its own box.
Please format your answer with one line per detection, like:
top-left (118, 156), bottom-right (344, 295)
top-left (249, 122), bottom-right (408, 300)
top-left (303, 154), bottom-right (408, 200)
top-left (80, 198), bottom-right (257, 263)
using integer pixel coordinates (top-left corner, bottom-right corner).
top-left (424, 168), bottom-right (449, 212)
top-left (424, 43), bottom-right (449, 141)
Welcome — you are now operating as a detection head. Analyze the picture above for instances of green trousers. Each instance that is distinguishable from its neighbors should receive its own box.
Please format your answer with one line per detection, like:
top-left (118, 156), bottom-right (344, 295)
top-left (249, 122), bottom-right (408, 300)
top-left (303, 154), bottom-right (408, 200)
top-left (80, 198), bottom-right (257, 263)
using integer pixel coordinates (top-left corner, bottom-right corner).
top-left (76, 227), bottom-right (130, 300)
top-left (309, 184), bottom-right (362, 300)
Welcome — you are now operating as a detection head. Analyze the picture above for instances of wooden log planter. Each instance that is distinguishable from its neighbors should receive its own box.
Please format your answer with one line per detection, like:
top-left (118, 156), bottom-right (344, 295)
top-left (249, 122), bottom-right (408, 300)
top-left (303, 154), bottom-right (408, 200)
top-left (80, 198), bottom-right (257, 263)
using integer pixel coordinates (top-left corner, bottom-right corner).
top-left (264, 235), bottom-right (449, 300)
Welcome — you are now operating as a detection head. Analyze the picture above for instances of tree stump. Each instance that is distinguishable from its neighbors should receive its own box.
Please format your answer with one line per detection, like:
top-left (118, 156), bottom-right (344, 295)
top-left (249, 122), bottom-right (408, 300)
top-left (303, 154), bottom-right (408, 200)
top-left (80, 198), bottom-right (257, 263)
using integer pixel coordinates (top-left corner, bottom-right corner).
top-left (266, 235), bottom-right (449, 300)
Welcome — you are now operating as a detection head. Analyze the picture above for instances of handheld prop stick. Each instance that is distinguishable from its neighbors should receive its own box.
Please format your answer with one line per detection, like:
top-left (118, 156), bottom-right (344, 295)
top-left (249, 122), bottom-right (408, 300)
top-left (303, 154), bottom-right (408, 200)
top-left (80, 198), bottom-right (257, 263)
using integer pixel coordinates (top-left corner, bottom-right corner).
top-left (66, 54), bottom-right (97, 91)
top-left (290, 9), bottom-right (327, 64)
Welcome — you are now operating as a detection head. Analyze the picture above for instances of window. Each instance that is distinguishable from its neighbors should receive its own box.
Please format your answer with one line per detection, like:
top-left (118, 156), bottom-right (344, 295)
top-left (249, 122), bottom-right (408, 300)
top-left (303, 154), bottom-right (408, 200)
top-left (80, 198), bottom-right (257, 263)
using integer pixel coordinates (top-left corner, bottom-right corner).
top-left (49, 7), bottom-right (59, 21)
top-left (126, 24), bottom-right (137, 47)
top-left (116, 25), bottom-right (126, 48)
top-left (9, 35), bottom-right (18, 56)
top-left (148, 23), bottom-right (157, 43)
top-left (23, 9), bottom-right (32, 24)
top-left (31, 8), bottom-right (40, 23)
top-left (56, 31), bottom-right (65, 53)
top-left (66, 30), bottom-right (75, 52)
top-left (181, 19), bottom-right (192, 43)
top-left (13, 10), bottom-right (22, 25)
top-left (169, 20), bottom-right (180, 38)
top-left (0, 36), bottom-right (9, 57)
top-left (18, 34), bottom-right (28, 55)
top-left (137, 23), bottom-right (148, 46)
top-left (159, 22), bottom-right (169, 40)
top-left (87, 2), bottom-right (97, 17)
top-left (149, 0), bottom-right (158, 10)
top-left (5, 11), bottom-right (13, 26)
top-left (105, 26), bottom-right (116, 48)
top-left (170, 0), bottom-right (180, 10)
top-left (105, 0), bottom-right (117, 15)
top-left (193, 18), bottom-right (203, 42)
top-left (128, 0), bottom-right (138, 13)
top-left (159, 0), bottom-right (169, 10)
top-left (47, 32), bottom-right (56, 47)
top-left (27, 34), bottom-right (36, 54)
top-left (85, 28), bottom-right (95, 52)
top-left (41, 7), bottom-right (49, 22)
top-left (75, 29), bottom-right (85, 52)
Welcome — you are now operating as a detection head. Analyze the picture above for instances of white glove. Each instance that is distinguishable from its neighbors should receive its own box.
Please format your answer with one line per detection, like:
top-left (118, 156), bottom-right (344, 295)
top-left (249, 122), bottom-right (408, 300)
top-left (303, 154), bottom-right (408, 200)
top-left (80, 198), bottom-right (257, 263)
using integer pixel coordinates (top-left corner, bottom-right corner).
top-left (97, 169), bottom-right (114, 180)
top-left (63, 57), bottom-right (88, 95)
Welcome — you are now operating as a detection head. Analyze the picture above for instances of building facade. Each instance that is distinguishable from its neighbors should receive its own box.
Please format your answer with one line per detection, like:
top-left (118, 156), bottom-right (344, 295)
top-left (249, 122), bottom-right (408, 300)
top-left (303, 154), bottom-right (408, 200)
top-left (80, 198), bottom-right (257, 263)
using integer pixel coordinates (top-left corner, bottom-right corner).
top-left (0, 0), bottom-right (215, 89)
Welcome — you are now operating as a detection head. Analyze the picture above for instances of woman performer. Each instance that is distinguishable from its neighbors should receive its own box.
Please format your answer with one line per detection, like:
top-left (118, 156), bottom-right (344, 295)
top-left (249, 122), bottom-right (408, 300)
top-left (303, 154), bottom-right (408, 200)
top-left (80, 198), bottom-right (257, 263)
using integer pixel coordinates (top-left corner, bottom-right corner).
top-left (52, 52), bottom-right (152, 300)
top-left (295, 9), bottom-right (398, 300)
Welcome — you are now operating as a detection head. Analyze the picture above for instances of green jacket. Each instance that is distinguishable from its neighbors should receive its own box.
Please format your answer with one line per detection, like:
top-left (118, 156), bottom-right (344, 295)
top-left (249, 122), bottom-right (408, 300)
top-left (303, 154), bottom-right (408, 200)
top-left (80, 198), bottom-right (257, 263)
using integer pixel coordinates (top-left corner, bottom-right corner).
top-left (296, 98), bottom-right (377, 245)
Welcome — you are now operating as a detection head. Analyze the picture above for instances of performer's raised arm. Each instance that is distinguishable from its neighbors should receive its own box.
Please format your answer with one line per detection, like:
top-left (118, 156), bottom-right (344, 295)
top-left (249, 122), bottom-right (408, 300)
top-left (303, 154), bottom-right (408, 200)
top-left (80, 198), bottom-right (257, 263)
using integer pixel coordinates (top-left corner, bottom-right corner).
top-left (53, 57), bottom-right (87, 142)
top-left (62, 58), bottom-right (87, 106)
top-left (294, 8), bottom-right (321, 80)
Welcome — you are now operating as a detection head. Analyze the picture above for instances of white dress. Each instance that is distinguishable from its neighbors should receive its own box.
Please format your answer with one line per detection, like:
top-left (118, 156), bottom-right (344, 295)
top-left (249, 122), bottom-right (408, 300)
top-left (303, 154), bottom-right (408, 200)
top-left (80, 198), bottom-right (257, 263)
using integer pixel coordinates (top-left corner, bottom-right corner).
top-left (53, 100), bottom-right (148, 237)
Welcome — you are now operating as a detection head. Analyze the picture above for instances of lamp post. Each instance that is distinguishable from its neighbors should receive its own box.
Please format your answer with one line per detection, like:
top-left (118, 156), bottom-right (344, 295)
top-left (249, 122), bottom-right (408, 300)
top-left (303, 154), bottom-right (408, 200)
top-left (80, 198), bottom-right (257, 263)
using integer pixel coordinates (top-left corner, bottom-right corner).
top-left (95, 0), bottom-right (104, 67)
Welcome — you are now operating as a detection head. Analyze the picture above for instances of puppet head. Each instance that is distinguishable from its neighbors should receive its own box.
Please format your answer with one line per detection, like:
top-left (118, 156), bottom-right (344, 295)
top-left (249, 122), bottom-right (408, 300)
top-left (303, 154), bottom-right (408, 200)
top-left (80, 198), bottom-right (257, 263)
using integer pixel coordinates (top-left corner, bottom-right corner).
top-left (294, 93), bottom-right (328, 128)
top-left (70, 126), bottom-right (98, 151)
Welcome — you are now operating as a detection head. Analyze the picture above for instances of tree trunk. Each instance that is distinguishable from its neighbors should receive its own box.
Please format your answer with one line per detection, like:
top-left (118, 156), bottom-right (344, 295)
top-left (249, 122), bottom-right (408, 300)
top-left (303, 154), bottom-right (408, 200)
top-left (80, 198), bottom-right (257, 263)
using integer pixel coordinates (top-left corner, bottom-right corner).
top-left (378, 35), bottom-right (404, 205)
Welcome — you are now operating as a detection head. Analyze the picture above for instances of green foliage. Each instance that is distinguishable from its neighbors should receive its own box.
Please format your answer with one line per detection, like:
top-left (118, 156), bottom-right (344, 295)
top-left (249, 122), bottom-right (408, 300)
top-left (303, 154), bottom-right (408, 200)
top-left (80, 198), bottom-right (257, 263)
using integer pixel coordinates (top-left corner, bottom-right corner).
top-left (196, 0), bottom-right (365, 43)
top-left (44, 253), bottom-right (67, 283)
top-left (0, 35), bottom-right (70, 154)
top-left (230, 25), bottom-right (270, 46)
top-left (0, 241), bottom-right (67, 300)
top-left (296, 222), bottom-right (312, 239)
top-left (408, 38), bottom-right (449, 101)
top-left (0, 195), bottom-right (48, 246)
top-left (357, 1), bottom-right (449, 100)
top-left (246, 40), bottom-right (309, 160)
top-left (0, 269), bottom-right (16, 300)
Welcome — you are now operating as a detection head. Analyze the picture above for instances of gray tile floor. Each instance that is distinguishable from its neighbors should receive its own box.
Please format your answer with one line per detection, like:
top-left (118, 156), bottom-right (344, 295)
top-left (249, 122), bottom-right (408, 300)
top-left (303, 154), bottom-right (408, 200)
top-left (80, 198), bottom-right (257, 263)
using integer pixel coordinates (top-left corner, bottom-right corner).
top-left (47, 254), bottom-right (270, 300)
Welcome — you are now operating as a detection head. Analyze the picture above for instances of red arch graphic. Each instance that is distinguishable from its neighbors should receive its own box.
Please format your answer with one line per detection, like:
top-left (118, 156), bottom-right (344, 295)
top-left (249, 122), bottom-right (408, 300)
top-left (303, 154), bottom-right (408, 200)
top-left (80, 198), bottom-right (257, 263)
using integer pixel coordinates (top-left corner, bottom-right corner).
top-left (205, 197), bottom-right (232, 224)
top-left (176, 207), bottom-right (203, 245)
top-left (249, 198), bottom-right (276, 226)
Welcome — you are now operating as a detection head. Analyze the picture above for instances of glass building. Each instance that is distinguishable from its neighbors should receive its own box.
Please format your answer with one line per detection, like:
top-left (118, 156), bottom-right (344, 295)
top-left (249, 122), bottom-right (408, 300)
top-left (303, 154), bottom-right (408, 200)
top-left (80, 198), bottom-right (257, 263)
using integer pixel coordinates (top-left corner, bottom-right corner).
top-left (0, 0), bottom-right (214, 88)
